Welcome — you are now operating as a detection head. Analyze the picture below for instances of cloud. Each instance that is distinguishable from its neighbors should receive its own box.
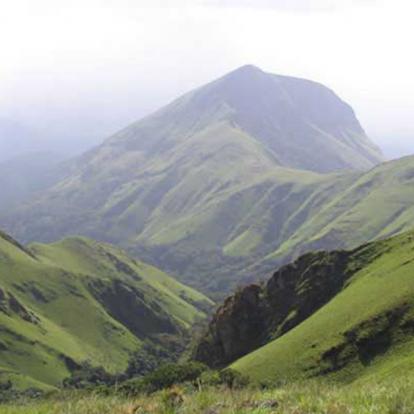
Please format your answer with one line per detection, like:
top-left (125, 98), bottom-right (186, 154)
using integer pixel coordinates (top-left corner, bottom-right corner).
top-left (199, 0), bottom-right (376, 12)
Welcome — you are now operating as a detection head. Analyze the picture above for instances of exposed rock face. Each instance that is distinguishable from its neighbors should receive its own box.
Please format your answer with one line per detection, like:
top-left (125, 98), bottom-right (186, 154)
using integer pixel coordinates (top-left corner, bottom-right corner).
top-left (0, 287), bottom-right (39, 324)
top-left (88, 279), bottom-right (179, 339)
top-left (194, 250), bottom-right (360, 367)
top-left (195, 284), bottom-right (266, 367)
top-left (0, 230), bottom-right (36, 259)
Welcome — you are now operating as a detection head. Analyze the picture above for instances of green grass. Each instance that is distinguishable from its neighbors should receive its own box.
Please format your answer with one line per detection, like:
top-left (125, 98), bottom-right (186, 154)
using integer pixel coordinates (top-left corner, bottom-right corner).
top-left (31, 237), bottom-right (212, 327)
top-left (3, 376), bottom-right (414, 413)
top-left (0, 232), bottom-right (213, 389)
top-left (268, 156), bottom-right (414, 261)
top-left (232, 230), bottom-right (414, 383)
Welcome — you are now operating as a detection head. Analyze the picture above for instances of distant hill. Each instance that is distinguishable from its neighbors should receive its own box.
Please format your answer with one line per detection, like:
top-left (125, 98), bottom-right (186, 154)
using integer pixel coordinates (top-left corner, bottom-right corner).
top-left (0, 117), bottom-right (103, 163)
top-left (1, 66), bottom-right (385, 296)
top-left (260, 154), bottom-right (414, 263)
top-left (0, 118), bottom-right (40, 162)
top-left (0, 152), bottom-right (67, 212)
top-left (0, 230), bottom-right (212, 389)
top-left (196, 230), bottom-right (414, 384)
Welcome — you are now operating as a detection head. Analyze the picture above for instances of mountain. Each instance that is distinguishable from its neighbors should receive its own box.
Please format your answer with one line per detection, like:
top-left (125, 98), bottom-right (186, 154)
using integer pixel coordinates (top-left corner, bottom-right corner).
top-left (105, 64), bottom-right (382, 174)
top-left (1, 65), bottom-right (384, 296)
top-left (0, 230), bottom-right (213, 389)
top-left (261, 154), bottom-right (414, 263)
top-left (195, 230), bottom-right (414, 384)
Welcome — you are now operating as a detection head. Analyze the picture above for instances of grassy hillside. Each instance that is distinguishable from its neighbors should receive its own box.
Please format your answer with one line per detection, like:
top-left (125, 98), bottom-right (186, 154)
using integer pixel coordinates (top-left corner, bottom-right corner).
top-left (5, 153), bottom-right (414, 299)
top-left (0, 232), bottom-right (213, 389)
top-left (232, 230), bottom-right (414, 383)
top-left (267, 155), bottom-right (414, 261)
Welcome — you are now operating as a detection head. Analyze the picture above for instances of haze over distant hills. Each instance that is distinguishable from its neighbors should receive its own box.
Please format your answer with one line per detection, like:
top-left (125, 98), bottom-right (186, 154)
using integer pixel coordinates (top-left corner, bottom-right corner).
top-left (0, 117), bottom-right (103, 163)
top-left (0, 152), bottom-right (67, 212)
top-left (6, 65), bottom-right (414, 297)
top-left (0, 118), bottom-right (41, 162)
top-left (377, 136), bottom-right (414, 159)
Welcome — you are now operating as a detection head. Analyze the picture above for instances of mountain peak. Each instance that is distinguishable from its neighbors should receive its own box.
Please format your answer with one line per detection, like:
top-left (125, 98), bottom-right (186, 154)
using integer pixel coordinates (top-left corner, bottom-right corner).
top-left (108, 65), bottom-right (382, 173)
top-left (188, 66), bottom-right (383, 172)
top-left (219, 64), bottom-right (268, 85)
top-left (229, 64), bottom-right (265, 75)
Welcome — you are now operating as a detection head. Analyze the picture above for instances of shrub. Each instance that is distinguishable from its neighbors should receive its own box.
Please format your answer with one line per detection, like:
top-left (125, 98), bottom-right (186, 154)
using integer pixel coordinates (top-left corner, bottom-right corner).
top-left (125, 341), bottom-right (177, 378)
top-left (218, 368), bottom-right (249, 389)
top-left (160, 385), bottom-right (185, 410)
top-left (117, 377), bottom-right (146, 396)
top-left (198, 370), bottom-right (222, 387)
top-left (120, 362), bottom-right (208, 395)
top-left (62, 362), bottom-right (118, 389)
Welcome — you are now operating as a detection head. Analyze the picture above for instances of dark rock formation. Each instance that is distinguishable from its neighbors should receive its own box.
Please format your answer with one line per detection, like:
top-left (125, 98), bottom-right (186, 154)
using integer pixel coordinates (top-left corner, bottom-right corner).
top-left (195, 284), bottom-right (266, 367)
top-left (0, 287), bottom-right (39, 324)
top-left (88, 279), bottom-right (179, 339)
top-left (194, 249), bottom-right (364, 367)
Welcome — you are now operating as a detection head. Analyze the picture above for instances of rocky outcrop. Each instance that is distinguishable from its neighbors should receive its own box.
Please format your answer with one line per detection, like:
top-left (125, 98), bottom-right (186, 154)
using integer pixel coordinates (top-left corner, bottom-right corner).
top-left (0, 287), bottom-right (39, 324)
top-left (88, 279), bottom-right (179, 339)
top-left (195, 284), bottom-right (266, 367)
top-left (0, 230), bottom-right (37, 260)
top-left (194, 249), bottom-right (365, 367)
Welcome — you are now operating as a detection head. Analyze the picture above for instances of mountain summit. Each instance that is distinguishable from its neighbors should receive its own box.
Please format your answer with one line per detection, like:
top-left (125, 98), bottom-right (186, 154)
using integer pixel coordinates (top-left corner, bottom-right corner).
top-left (110, 64), bottom-right (383, 173)
top-left (212, 65), bottom-right (383, 171)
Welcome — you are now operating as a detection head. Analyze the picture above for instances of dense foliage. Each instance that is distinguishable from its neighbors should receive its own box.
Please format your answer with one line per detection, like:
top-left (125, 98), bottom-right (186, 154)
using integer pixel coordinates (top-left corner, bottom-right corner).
top-left (119, 362), bottom-right (209, 395)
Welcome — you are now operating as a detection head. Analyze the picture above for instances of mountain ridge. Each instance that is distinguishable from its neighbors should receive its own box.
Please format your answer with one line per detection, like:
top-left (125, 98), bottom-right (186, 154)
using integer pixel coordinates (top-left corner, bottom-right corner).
top-left (107, 64), bottom-right (382, 173)
top-left (1, 65), bottom-right (387, 296)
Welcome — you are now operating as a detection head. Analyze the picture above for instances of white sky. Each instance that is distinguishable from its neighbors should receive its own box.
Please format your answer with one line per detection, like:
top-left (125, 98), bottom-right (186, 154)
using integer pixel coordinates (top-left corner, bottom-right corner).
top-left (1, 0), bottom-right (413, 157)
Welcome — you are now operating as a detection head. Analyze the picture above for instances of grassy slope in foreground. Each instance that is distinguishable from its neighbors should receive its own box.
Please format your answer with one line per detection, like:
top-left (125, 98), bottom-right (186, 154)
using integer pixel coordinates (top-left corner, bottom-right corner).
top-left (233, 230), bottom-right (414, 383)
top-left (0, 233), bottom-right (213, 389)
top-left (2, 376), bottom-right (414, 413)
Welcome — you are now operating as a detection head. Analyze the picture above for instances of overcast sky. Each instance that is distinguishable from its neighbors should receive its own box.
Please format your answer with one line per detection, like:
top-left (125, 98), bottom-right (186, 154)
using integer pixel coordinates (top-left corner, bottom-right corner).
top-left (1, 0), bottom-right (413, 157)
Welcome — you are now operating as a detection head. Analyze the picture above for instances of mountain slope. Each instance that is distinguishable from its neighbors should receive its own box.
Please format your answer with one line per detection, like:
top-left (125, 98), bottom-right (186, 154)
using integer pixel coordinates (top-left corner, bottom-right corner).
top-left (107, 64), bottom-right (382, 173)
top-left (212, 230), bottom-right (414, 383)
top-left (1, 66), bottom-right (383, 295)
top-left (0, 231), bottom-right (212, 389)
top-left (263, 155), bottom-right (414, 263)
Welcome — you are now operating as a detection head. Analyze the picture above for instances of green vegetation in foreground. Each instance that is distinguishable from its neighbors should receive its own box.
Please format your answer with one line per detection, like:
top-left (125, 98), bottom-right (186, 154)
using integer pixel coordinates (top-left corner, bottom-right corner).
top-left (1, 376), bottom-right (414, 413)
top-left (232, 230), bottom-right (414, 383)
top-left (0, 232), bottom-right (213, 389)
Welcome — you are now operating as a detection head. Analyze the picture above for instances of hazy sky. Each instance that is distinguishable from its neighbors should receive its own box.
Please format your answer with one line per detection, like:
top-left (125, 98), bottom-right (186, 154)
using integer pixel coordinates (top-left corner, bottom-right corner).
top-left (1, 0), bottom-right (413, 157)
